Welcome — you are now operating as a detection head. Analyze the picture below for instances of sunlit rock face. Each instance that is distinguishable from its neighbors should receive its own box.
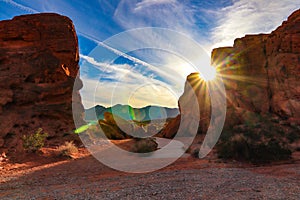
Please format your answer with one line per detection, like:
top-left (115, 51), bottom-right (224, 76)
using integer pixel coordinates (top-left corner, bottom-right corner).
top-left (212, 9), bottom-right (300, 125)
top-left (0, 13), bottom-right (84, 152)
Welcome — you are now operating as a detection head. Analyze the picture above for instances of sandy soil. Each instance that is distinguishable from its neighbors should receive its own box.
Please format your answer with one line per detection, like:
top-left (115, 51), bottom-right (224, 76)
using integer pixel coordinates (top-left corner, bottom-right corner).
top-left (0, 142), bottom-right (299, 200)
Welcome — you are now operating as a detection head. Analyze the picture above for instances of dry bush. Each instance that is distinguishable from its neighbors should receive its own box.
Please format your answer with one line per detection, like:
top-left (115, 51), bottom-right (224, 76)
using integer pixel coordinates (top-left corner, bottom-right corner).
top-left (22, 128), bottom-right (48, 153)
top-left (57, 141), bottom-right (78, 157)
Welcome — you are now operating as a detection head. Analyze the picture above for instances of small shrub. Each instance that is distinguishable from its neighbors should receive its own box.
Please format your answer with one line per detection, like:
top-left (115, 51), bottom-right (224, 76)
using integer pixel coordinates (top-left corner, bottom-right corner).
top-left (253, 140), bottom-right (291, 161)
top-left (287, 131), bottom-right (300, 143)
top-left (57, 141), bottom-right (78, 157)
top-left (22, 128), bottom-right (48, 152)
top-left (217, 137), bottom-right (291, 163)
top-left (217, 134), bottom-right (251, 160)
top-left (217, 115), bottom-right (293, 163)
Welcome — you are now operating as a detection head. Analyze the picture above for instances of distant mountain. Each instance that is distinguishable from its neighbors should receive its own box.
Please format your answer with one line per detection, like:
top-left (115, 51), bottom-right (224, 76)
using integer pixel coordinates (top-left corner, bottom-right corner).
top-left (85, 104), bottom-right (179, 121)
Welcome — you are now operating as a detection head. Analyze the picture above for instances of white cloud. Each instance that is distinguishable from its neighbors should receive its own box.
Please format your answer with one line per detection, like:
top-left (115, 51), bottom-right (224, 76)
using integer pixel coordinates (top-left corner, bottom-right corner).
top-left (211, 0), bottom-right (300, 48)
top-left (80, 54), bottom-right (131, 74)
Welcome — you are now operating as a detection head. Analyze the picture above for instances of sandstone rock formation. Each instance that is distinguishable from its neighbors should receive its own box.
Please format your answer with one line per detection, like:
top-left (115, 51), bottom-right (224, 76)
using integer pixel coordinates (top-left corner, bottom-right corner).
top-left (160, 9), bottom-right (300, 138)
top-left (0, 13), bottom-right (84, 154)
top-left (212, 9), bottom-right (300, 125)
top-left (158, 73), bottom-right (207, 138)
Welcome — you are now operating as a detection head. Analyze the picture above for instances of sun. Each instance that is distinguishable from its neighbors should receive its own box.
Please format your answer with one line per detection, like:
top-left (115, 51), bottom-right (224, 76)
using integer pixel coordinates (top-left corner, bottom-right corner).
top-left (199, 67), bottom-right (217, 81)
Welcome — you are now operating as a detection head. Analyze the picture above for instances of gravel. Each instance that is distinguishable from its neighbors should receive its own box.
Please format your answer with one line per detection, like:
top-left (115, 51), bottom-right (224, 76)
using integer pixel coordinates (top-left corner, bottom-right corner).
top-left (1, 166), bottom-right (299, 199)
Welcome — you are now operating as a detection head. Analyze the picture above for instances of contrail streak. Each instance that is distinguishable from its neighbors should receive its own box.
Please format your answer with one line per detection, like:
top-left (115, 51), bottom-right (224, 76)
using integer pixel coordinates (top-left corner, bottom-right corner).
top-left (1, 0), bottom-right (38, 13)
top-left (77, 31), bottom-right (158, 69)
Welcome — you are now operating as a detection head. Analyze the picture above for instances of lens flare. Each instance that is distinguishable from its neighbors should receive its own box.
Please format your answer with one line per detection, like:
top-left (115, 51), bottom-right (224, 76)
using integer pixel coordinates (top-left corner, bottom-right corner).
top-left (200, 67), bottom-right (217, 81)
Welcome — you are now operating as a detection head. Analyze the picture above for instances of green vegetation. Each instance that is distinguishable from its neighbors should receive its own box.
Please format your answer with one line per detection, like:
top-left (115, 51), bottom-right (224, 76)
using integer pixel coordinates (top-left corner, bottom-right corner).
top-left (287, 131), bottom-right (300, 143)
top-left (22, 128), bottom-right (48, 152)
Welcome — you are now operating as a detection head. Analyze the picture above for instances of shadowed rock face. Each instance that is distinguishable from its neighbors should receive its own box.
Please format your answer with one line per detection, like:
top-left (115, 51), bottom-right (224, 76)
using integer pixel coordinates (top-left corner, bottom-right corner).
top-left (160, 9), bottom-right (300, 138)
top-left (158, 73), bottom-right (208, 138)
top-left (0, 13), bottom-right (84, 152)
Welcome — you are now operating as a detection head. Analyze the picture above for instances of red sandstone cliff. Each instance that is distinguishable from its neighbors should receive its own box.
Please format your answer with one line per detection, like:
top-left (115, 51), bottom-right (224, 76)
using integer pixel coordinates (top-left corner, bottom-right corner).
top-left (212, 9), bottom-right (300, 125)
top-left (0, 13), bottom-right (84, 153)
top-left (160, 9), bottom-right (300, 138)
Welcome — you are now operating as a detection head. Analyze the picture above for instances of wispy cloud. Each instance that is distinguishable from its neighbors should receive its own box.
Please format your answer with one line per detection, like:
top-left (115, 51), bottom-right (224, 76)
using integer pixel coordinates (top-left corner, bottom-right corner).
top-left (114, 0), bottom-right (199, 38)
top-left (80, 54), bottom-right (131, 74)
top-left (78, 31), bottom-right (193, 85)
top-left (80, 48), bottom-right (192, 85)
top-left (80, 68), bottom-right (179, 109)
top-left (81, 75), bottom-right (178, 109)
top-left (79, 53), bottom-right (182, 108)
top-left (134, 0), bottom-right (177, 11)
top-left (211, 0), bottom-right (300, 48)
top-left (0, 0), bottom-right (38, 13)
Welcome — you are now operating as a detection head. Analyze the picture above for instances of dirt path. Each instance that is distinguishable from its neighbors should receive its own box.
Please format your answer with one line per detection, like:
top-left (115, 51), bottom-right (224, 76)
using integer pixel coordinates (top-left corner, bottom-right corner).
top-left (0, 149), bottom-right (300, 200)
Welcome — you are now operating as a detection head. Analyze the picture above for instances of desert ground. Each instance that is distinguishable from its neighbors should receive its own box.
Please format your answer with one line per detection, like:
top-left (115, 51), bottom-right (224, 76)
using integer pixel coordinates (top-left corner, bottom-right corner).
top-left (1, 138), bottom-right (299, 200)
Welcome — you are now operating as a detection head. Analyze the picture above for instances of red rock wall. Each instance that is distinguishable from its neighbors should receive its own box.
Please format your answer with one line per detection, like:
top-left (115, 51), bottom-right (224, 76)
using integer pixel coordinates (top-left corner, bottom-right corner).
top-left (0, 13), bottom-right (84, 152)
top-left (212, 9), bottom-right (300, 125)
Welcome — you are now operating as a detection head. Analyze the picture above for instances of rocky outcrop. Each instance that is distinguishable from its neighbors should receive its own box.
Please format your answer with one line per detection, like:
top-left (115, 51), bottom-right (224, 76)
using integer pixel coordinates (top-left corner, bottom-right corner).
top-left (159, 73), bottom-right (207, 138)
top-left (0, 13), bottom-right (84, 153)
top-left (160, 9), bottom-right (300, 138)
top-left (99, 112), bottom-right (134, 140)
top-left (98, 112), bottom-right (162, 139)
top-left (130, 138), bottom-right (158, 153)
top-left (212, 9), bottom-right (300, 125)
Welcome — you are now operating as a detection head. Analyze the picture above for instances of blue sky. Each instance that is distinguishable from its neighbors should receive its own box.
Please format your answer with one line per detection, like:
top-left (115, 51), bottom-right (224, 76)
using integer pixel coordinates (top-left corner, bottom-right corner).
top-left (1, 0), bottom-right (299, 108)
